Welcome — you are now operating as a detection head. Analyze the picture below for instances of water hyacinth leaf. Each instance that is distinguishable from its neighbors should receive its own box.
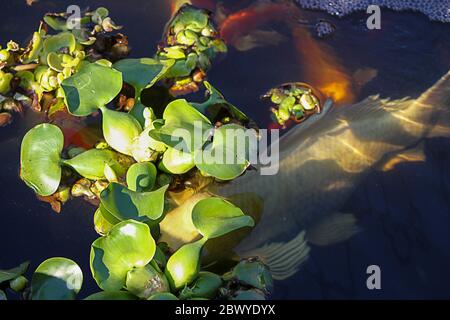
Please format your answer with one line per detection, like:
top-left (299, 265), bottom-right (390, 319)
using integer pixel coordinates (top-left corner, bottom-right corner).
top-left (31, 257), bottom-right (83, 300)
top-left (230, 260), bottom-right (273, 293)
top-left (131, 123), bottom-right (167, 162)
top-left (194, 124), bottom-right (252, 181)
top-left (165, 238), bottom-right (206, 291)
top-left (101, 106), bottom-right (142, 156)
top-left (61, 63), bottom-right (122, 116)
top-left (126, 162), bottom-right (157, 192)
top-left (84, 291), bottom-right (137, 300)
top-left (113, 58), bottom-right (174, 92)
top-left (179, 271), bottom-right (222, 300)
top-left (159, 147), bottom-right (195, 175)
top-left (43, 32), bottom-right (76, 54)
top-left (94, 207), bottom-right (115, 236)
top-left (47, 52), bottom-right (64, 72)
top-left (148, 292), bottom-right (179, 300)
top-left (193, 82), bottom-right (248, 122)
top-left (21, 31), bottom-right (43, 64)
top-left (90, 220), bottom-right (156, 291)
top-left (20, 124), bottom-right (64, 196)
top-left (9, 275), bottom-right (28, 292)
top-left (0, 261), bottom-right (29, 284)
top-left (61, 149), bottom-right (126, 180)
top-left (100, 183), bottom-right (168, 223)
top-left (192, 197), bottom-right (254, 239)
top-left (125, 264), bottom-right (170, 299)
top-left (177, 5), bottom-right (209, 31)
top-left (97, 204), bottom-right (121, 226)
top-left (43, 15), bottom-right (68, 31)
top-left (149, 99), bottom-right (212, 152)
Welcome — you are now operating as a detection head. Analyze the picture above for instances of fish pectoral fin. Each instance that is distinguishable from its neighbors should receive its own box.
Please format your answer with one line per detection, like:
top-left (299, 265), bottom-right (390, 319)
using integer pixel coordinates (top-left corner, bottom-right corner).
top-left (234, 29), bottom-right (287, 51)
top-left (238, 231), bottom-right (310, 281)
top-left (305, 212), bottom-right (361, 246)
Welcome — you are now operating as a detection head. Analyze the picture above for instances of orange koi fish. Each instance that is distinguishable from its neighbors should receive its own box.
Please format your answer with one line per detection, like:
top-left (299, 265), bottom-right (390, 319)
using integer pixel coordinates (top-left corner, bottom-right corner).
top-left (51, 111), bottom-right (102, 149)
top-left (219, 1), bottom-right (356, 104)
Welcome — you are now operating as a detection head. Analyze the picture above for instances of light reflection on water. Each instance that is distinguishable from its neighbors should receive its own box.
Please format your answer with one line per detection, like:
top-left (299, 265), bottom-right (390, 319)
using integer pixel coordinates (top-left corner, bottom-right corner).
top-left (0, 0), bottom-right (450, 299)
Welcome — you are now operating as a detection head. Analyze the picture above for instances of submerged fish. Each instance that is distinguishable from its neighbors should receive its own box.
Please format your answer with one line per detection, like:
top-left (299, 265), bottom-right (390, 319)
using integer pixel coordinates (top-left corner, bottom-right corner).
top-left (161, 70), bottom-right (450, 280)
top-left (218, 0), bottom-right (357, 104)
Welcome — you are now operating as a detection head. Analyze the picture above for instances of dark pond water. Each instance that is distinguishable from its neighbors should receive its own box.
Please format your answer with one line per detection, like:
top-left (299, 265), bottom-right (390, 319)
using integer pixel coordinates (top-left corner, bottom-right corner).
top-left (1, 0), bottom-right (450, 299)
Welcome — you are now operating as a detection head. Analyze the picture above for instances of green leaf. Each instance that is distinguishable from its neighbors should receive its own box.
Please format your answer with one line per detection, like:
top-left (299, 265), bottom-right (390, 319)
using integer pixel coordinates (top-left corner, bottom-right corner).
top-left (61, 62), bottom-right (122, 116)
top-left (113, 58), bottom-right (174, 92)
top-left (194, 124), bottom-right (252, 180)
top-left (125, 264), bottom-right (170, 299)
top-left (20, 124), bottom-right (63, 196)
top-left (100, 183), bottom-right (168, 223)
top-left (165, 238), bottom-right (206, 291)
top-left (149, 99), bottom-right (212, 153)
top-left (94, 207), bottom-right (116, 236)
top-left (191, 197), bottom-right (254, 239)
top-left (148, 292), bottom-right (179, 300)
top-left (159, 147), bottom-right (195, 175)
top-left (61, 149), bottom-right (126, 180)
top-left (0, 290), bottom-right (6, 300)
top-left (101, 107), bottom-right (142, 156)
top-left (84, 291), bottom-right (137, 300)
top-left (31, 257), bottom-right (83, 300)
top-left (193, 82), bottom-right (248, 122)
top-left (179, 271), bottom-right (222, 300)
top-left (90, 220), bottom-right (156, 291)
top-left (126, 162), bottom-right (157, 192)
top-left (43, 15), bottom-right (68, 31)
top-left (43, 32), bottom-right (76, 54)
top-left (0, 261), bottom-right (29, 284)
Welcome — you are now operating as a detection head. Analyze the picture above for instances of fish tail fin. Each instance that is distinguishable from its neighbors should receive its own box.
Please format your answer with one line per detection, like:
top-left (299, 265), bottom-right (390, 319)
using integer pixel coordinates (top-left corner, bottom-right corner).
top-left (238, 231), bottom-right (310, 280)
top-left (306, 213), bottom-right (361, 246)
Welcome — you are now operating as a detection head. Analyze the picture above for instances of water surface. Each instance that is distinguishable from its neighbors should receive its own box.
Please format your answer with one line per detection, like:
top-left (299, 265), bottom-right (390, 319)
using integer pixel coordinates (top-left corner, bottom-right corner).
top-left (0, 0), bottom-right (450, 299)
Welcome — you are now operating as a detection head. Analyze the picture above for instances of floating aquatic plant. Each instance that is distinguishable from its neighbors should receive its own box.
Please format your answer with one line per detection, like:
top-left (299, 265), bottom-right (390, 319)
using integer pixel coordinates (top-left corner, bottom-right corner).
top-left (263, 82), bottom-right (323, 127)
top-left (157, 4), bottom-right (227, 96)
top-left (8, 4), bottom-right (275, 301)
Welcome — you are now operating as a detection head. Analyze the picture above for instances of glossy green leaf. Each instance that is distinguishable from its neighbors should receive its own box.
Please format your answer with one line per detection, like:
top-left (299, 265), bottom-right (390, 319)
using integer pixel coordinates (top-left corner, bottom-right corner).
top-left (100, 183), bottom-right (168, 223)
top-left (61, 63), bottom-right (122, 116)
top-left (131, 123), bottom-right (167, 162)
top-left (126, 162), bottom-right (157, 192)
top-left (149, 99), bottom-right (212, 153)
top-left (193, 81), bottom-right (249, 122)
top-left (90, 220), bottom-right (156, 291)
top-left (194, 124), bottom-right (251, 180)
top-left (20, 124), bottom-right (63, 196)
top-left (179, 271), bottom-right (222, 300)
top-left (101, 107), bottom-right (142, 156)
top-left (0, 261), bottom-right (29, 284)
top-left (94, 207), bottom-right (115, 235)
top-left (84, 291), bottom-right (137, 300)
top-left (125, 264), bottom-right (170, 299)
top-left (159, 147), bottom-right (195, 175)
top-left (165, 238), bottom-right (206, 291)
top-left (148, 292), bottom-right (179, 300)
top-left (31, 257), bottom-right (83, 300)
top-left (113, 58), bottom-right (174, 92)
top-left (43, 32), bottom-right (76, 54)
top-left (43, 15), bottom-right (68, 31)
top-left (62, 149), bottom-right (126, 180)
top-left (191, 197), bottom-right (254, 239)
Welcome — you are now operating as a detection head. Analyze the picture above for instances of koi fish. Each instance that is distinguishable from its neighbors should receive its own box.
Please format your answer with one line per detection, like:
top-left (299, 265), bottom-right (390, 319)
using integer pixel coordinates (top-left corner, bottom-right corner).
top-left (160, 69), bottom-right (450, 280)
top-left (218, 0), bottom-right (357, 104)
top-left (50, 111), bottom-right (102, 149)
